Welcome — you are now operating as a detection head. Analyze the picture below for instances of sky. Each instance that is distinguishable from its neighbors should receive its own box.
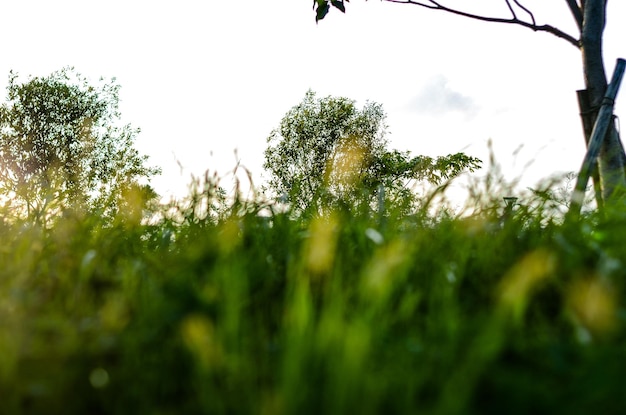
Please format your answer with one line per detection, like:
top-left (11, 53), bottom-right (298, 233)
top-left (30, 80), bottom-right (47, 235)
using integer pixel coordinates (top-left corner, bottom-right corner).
top-left (0, 0), bottom-right (625, 203)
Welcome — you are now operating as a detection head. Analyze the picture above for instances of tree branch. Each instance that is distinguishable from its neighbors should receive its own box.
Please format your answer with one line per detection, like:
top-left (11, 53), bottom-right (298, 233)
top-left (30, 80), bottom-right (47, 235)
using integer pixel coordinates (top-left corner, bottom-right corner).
top-left (565, 0), bottom-right (584, 32)
top-left (513, 0), bottom-right (536, 26)
top-left (384, 0), bottom-right (580, 47)
top-left (504, 0), bottom-right (517, 20)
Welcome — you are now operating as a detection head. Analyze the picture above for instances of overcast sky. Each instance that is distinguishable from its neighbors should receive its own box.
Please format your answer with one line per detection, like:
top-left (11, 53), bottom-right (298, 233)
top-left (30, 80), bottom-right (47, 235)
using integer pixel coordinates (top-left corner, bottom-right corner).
top-left (1, 0), bottom-right (624, 201)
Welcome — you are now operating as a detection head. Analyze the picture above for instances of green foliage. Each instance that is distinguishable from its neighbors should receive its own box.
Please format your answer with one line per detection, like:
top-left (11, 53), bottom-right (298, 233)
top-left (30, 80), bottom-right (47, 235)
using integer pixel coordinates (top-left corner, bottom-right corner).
top-left (0, 65), bottom-right (621, 414)
top-left (314, 0), bottom-right (348, 21)
top-left (1, 168), bottom-right (626, 414)
top-left (263, 90), bottom-right (481, 216)
top-left (0, 68), bottom-right (160, 225)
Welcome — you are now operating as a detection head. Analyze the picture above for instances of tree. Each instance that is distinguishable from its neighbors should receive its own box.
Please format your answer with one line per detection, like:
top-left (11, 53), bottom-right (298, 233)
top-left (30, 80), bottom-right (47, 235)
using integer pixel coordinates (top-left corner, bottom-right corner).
top-left (263, 90), bottom-right (481, 215)
top-left (0, 68), bottom-right (160, 225)
top-left (313, 0), bottom-right (625, 208)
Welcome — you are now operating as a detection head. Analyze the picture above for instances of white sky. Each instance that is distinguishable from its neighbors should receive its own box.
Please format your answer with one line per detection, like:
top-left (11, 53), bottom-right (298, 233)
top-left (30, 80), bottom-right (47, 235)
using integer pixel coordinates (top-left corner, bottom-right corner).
top-left (1, 0), bottom-right (624, 202)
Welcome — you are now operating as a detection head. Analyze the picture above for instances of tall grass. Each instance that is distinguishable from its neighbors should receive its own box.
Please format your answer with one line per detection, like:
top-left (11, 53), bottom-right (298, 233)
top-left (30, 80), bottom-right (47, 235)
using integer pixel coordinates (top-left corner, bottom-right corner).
top-left (0, 166), bottom-right (625, 415)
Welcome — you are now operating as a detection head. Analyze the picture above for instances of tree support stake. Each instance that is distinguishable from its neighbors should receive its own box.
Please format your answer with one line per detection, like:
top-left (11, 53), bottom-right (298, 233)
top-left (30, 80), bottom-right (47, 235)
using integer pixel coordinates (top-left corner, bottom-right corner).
top-left (569, 58), bottom-right (626, 219)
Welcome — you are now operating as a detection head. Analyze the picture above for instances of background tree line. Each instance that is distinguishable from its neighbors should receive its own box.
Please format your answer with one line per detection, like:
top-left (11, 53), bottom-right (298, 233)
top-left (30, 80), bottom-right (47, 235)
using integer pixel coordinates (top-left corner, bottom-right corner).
top-left (0, 71), bottom-right (481, 225)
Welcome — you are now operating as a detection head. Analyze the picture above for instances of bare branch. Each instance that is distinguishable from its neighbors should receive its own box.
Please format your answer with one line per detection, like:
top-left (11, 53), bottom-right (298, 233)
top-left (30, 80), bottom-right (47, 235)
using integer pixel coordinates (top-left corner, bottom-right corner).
top-left (565, 0), bottom-right (584, 32)
top-left (504, 0), bottom-right (517, 20)
top-left (512, 0), bottom-right (536, 26)
top-left (384, 0), bottom-right (580, 47)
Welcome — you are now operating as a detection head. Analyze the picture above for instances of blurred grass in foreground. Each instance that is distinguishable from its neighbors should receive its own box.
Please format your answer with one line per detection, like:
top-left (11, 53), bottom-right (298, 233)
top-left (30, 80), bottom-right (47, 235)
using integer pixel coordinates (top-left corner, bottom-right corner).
top-left (1, 169), bottom-right (626, 415)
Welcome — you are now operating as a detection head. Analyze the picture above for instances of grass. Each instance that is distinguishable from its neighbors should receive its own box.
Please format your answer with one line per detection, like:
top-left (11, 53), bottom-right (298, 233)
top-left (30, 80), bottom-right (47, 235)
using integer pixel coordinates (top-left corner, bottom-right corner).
top-left (1, 170), bottom-right (626, 414)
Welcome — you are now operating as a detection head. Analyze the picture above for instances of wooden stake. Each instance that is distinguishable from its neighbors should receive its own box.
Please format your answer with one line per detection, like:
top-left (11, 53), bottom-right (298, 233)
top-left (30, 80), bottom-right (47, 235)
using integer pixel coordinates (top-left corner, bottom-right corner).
top-left (569, 58), bottom-right (626, 218)
top-left (577, 89), bottom-right (604, 209)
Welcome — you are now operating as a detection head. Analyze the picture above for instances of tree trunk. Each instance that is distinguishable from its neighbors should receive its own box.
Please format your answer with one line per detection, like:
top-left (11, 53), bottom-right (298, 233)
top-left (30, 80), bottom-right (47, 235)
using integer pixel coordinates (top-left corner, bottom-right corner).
top-left (580, 0), bottom-right (626, 203)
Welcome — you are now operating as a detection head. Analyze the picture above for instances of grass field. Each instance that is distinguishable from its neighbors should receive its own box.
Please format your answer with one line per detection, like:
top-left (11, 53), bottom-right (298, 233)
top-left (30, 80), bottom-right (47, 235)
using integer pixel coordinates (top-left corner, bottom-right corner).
top-left (1, 170), bottom-right (625, 414)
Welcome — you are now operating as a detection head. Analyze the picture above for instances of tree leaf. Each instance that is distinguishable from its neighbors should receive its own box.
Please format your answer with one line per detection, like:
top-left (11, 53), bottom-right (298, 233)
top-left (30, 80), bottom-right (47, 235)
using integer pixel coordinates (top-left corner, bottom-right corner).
top-left (331, 0), bottom-right (346, 13)
top-left (316, 1), bottom-right (330, 22)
